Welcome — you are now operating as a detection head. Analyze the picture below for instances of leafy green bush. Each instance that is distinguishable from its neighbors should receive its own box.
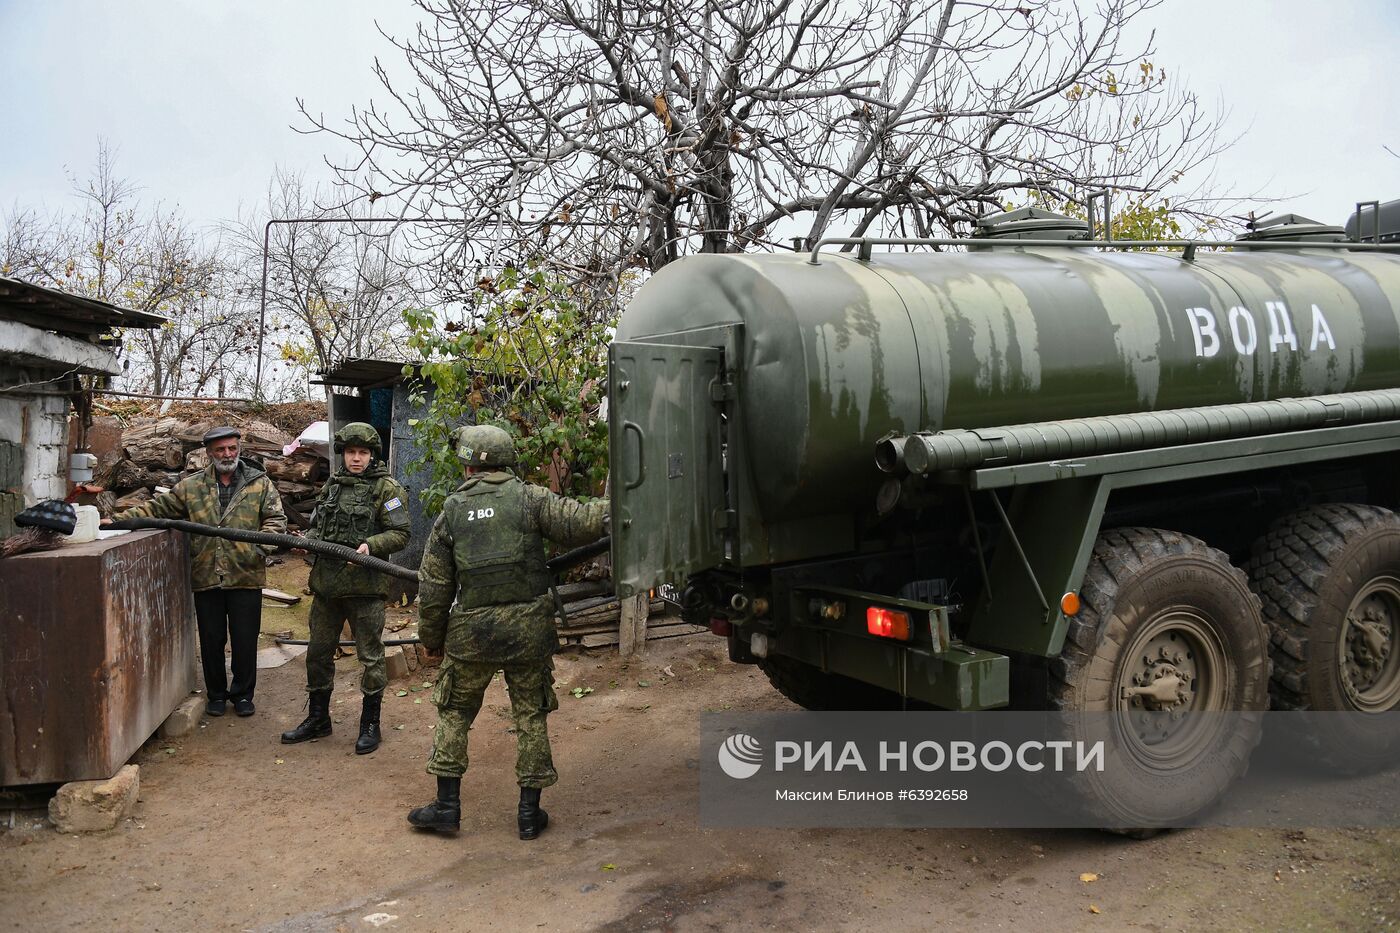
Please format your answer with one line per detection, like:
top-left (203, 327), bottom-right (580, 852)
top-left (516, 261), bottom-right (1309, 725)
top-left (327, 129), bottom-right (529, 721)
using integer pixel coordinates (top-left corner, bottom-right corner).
top-left (402, 265), bottom-right (613, 514)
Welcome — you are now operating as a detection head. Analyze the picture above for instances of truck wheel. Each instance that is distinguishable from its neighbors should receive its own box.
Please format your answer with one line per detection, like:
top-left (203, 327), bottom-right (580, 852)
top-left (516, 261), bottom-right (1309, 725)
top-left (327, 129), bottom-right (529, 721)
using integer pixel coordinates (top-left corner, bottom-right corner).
top-left (1245, 504), bottom-right (1400, 770)
top-left (758, 655), bottom-right (905, 710)
top-left (1048, 528), bottom-right (1270, 826)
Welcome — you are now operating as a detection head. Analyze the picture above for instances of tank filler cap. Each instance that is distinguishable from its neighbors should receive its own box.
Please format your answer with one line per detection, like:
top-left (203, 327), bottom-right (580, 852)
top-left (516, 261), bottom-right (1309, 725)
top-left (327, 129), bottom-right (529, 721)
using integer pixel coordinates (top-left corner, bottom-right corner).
top-left (1237, 213), bottom-right (1347, 243)
top-left (972, 206), bottom-right (1090, 241)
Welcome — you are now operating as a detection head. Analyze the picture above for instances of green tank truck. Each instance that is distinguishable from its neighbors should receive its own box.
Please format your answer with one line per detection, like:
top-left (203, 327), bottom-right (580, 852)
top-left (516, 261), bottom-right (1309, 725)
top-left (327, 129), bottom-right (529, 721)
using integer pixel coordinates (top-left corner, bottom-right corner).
top-left (608, 203), bottom-right (1400, 822)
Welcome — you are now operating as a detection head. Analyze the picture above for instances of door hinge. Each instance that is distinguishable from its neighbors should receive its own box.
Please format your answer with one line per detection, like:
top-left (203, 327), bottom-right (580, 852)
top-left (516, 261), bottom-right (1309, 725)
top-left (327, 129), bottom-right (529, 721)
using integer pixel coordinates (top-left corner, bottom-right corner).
top-left (709, 374), bottom-right (737, 403)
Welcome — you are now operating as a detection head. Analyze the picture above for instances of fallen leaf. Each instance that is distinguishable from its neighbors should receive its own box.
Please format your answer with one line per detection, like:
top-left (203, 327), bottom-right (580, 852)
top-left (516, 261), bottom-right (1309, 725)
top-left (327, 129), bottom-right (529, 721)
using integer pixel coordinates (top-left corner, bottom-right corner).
top-left (396, 690), bottom-right (409, 697)
top-left (1080, 872), bottom-right (1099, 883)
top-left (1089, 905), bottom-right (1101, 915)
top-left (414, 698), bottom-right (422, 704)
top-left (601, 863), bottom-right (616, 871)
top-left (1274, 869), bottom-right (1282, 882)
top-left (662, 665), bottom-right (675, 678)
top-left (637, 680), bottom-right (651, 687)
top-left (394, 724), bottom-right (405, 731)
top-left (421, 681), bottom-right (432, 688)
top-left (572, 686), bottom-right (594, 698)
top-left (275, 758), bottom-right (285, 765)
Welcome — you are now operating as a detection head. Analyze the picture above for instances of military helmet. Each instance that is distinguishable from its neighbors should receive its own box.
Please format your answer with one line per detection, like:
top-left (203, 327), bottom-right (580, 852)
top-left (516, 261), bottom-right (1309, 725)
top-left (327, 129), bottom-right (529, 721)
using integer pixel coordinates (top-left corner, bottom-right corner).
top-left (334, 422), bottom-right (382, 455)
top-left (453, 423), bottom-right (517, 468)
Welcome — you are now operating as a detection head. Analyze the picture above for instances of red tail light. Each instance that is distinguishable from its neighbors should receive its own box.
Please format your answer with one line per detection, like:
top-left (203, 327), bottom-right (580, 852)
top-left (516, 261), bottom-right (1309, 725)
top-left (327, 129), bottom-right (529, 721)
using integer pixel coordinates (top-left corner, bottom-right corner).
top-left (866, 607), bottom-right (911, 640)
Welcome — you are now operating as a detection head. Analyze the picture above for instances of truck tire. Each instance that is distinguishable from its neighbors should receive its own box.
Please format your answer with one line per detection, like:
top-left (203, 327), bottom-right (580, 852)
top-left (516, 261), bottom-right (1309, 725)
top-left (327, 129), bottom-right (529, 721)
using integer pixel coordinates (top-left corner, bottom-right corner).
top-left (1047, 528), bottom-right (1270, 826)
top-left (758, 655), bottom-right (905, 711)
top-left (1245, 503), bottom-right (1400, 771)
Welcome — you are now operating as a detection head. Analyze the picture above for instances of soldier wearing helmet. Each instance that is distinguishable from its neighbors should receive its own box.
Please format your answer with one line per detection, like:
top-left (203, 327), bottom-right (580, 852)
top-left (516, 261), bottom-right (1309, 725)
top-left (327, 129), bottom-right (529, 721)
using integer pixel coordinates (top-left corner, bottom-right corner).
top-left (408, 423), bottom-right (608, 839)
top-left (281, 422), bottom-right (411, 755)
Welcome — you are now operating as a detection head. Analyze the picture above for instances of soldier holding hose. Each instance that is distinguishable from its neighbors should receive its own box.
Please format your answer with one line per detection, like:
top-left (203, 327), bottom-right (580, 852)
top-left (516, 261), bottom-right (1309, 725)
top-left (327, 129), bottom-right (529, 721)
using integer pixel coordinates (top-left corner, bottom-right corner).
top-left (407, 424), bottom-right (608, 839)
top-left (281, 422), bottom-right (411, 755)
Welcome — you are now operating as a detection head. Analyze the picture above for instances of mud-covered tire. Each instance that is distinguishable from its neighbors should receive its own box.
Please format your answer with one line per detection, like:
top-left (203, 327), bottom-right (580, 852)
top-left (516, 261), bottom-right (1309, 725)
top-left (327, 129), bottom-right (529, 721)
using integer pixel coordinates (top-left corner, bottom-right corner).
top-left (758, 655), bottom-right (905, 711)
top-left (1047, 528), bottom-right (1270, 826)
top-left (1245, 504), bottom-right (1400, 771)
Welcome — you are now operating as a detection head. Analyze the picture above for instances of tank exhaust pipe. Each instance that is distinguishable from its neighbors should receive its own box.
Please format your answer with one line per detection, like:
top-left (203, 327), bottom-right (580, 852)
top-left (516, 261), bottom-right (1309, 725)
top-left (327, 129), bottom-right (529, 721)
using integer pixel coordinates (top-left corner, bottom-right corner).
top-left (891, 387), bottom-right (1400, 475)
top-left (874, 435), bottom-right (907, 473)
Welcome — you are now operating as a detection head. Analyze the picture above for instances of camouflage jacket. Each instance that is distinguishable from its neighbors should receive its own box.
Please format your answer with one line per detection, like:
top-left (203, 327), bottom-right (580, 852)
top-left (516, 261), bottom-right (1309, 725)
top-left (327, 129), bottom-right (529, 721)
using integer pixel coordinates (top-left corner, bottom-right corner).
top-left (418, 471), bottom-right (608, 664)
top-left (115, 458), bottom-right (287, 591)
top-left (305, 461), bottom-right (411, 598)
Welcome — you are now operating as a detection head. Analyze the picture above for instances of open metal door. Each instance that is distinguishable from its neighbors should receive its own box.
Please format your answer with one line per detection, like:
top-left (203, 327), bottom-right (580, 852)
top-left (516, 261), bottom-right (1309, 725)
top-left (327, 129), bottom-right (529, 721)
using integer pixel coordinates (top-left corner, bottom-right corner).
top-left (609, 341), bottom-right (727, 598)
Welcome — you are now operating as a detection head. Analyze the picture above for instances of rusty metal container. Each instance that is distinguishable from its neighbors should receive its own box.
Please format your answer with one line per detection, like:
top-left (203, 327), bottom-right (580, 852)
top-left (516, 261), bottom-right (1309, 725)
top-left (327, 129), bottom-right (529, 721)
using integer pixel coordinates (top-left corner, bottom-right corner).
top-left (0, 530), bottom-right (196, 786)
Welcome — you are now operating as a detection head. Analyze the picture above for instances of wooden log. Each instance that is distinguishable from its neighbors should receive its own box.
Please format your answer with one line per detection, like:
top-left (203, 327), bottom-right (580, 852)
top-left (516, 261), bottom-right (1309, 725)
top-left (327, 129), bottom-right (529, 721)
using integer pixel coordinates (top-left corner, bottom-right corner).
top-left (618, 593), bottom-right (650, 658)
top-left (261, 588), bottom-right (302, 606)
top-left (562, 594), bottom-right (619, 613)
top-left (554, 580), bottom-right (612, 601)
top-left (105, 458), bottom-right (150, 492)
top-left (265, 454), bottom-right (321, 483)
top-left (121, 418), bottom-right (186, 469)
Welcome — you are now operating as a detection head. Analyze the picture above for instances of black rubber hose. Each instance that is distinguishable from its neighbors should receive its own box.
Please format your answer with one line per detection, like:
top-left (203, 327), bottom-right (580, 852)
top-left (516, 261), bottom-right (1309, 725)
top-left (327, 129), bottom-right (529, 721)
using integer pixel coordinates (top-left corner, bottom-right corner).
top-left (109, 517), bottom-right (612, 581)
top-left (546, 535), bottom-right (612, 573)
top-left (107, 517), bottom-right (419, 581)
top-left (275, 638), bottom-right (422, 647)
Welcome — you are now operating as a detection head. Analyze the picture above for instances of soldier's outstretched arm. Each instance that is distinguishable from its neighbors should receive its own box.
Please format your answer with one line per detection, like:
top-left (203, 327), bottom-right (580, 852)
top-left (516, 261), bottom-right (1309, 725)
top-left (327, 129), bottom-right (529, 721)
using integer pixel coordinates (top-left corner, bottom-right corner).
top-left (527, 486), bottom-right (608, 548)
top-left (416, 511), bottom-right (456, 654)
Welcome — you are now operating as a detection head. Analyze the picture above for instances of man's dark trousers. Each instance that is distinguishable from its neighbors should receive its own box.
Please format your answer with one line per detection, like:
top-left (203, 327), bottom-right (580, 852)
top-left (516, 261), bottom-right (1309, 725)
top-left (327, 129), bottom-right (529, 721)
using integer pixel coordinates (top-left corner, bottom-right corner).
top-left (193, 588), bottom-right (262, 701)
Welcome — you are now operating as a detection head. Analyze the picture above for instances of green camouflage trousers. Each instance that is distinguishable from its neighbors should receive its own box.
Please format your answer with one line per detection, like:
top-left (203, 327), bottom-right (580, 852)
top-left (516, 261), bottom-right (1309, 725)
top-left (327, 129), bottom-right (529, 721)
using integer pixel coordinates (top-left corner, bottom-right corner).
top-left (306, 595), bottom-right (387, 695)
top-left (427, 657), bottom-right (560, 788)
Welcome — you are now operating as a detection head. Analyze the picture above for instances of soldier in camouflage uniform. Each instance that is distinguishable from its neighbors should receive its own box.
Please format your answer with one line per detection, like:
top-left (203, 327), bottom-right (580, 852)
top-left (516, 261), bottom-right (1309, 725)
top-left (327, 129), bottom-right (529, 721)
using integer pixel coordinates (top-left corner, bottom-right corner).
top-left (408, 424), bottom-right (608, 839)
top-left (110, 426), bottom-right (287, 717)
top-left (281, 423), bottom-right (411, 754)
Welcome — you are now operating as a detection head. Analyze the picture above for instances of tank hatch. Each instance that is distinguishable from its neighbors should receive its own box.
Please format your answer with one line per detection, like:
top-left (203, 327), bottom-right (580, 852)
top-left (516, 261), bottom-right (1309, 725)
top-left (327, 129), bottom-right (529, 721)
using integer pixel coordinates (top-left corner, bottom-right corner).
top-left (1238, 213), bottom-right (1347, 243)
top-left (972, 206), bottom-right (1090, 241)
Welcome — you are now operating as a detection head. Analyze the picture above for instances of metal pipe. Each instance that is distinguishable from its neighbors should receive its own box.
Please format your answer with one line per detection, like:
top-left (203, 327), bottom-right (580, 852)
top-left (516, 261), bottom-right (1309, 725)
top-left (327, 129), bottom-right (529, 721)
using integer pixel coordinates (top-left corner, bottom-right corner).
top-left (93, 389), bottom-right (255, 403)
top-left (807, 235), bottom-right (1400, 265)
top-left (892, 387), bottom-right (1400, 476)
top-left (254, 215), bottom-right (464, 394)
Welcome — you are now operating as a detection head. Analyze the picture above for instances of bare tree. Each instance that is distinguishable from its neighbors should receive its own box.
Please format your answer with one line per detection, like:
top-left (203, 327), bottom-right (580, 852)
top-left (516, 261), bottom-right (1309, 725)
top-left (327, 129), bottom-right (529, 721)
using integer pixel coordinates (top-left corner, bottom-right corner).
top-left (233, 170), bottom-right (421, 392)
top-left (305, 0), bottom-right (1228, 311)
top-left (1, 143), bottom-right (257, 397)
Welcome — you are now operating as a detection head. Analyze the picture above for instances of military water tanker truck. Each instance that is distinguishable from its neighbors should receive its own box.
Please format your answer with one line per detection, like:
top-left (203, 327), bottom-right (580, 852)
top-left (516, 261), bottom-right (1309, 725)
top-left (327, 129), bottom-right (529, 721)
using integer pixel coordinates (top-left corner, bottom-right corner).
top-left (607, 203), bottom-right (1400, 823)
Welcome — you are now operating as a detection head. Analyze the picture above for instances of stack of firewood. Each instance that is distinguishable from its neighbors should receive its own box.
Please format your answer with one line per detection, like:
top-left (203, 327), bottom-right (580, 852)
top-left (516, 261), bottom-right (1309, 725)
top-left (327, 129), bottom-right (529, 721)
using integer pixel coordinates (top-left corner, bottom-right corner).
top-left (87, 415), bottom-right (329, 524)
top-left (552, 581), bottom-right (699, 647)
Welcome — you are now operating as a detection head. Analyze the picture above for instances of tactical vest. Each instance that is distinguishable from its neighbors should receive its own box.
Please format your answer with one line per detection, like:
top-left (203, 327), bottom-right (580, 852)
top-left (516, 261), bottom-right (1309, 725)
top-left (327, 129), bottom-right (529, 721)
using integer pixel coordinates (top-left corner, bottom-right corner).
top-left (315, 475), bottom-right (380, 546)
top-left (449, 476), bottom-right (550, 608)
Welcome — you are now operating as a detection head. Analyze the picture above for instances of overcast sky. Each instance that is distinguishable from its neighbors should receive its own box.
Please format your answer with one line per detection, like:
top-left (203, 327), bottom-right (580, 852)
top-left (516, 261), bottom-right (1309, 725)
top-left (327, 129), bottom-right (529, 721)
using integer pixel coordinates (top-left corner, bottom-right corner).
top-left (2, 1), bottom-right (1396, 234)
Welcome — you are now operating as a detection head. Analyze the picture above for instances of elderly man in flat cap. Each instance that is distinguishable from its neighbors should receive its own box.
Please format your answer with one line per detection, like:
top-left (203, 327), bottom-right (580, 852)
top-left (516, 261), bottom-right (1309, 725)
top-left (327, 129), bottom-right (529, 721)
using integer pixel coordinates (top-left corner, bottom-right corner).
top-left (109, 426), bottom-right (287, 716)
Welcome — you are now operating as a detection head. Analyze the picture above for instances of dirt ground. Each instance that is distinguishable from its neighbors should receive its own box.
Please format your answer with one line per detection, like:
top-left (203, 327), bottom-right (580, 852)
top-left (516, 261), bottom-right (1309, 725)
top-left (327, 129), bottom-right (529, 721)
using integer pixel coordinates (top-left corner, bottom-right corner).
top-left (3, 569), bottom-right (1399, 932)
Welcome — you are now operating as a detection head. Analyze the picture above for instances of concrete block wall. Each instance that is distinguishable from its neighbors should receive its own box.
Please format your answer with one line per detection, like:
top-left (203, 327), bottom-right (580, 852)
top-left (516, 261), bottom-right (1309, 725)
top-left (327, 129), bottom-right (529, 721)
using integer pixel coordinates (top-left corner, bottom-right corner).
top-left (0, 365), bottom-right (73, 524)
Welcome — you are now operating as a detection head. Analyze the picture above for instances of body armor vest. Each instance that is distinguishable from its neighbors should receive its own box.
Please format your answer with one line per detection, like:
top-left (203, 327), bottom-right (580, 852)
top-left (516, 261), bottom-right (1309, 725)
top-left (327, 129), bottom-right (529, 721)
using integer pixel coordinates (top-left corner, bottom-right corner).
top-left (450, 476), bottom-right (550, 608)
top-left (315, 475), bottom-right (380, 546)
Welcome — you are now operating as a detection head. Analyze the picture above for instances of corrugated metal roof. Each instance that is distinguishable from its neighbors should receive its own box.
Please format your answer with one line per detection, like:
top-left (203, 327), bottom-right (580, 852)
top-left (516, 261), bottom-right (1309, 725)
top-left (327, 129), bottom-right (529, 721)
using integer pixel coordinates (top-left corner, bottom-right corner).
top-left (0, 276), bottom-right (166, 335)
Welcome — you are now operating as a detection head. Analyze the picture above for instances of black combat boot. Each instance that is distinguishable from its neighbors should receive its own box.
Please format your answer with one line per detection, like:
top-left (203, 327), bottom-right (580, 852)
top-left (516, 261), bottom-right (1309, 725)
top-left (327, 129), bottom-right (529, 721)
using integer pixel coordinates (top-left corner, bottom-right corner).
top-left (517, 787), bottom-right (549, 840)
top-left (280, 689), bottom-right (332, 744)
top-left (355, 691), bottom-right (383, 755)
top-left (407, 777), bottom-right (461, 833)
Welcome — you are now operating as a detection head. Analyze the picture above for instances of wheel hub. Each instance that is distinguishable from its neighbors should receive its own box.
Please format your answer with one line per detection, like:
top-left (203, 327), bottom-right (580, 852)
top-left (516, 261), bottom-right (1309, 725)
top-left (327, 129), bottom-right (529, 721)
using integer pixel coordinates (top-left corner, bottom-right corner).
top-left (1339, 579), bottom-right (1400, 712)
top-left (1116, 611), bottom-right (1229, 767)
